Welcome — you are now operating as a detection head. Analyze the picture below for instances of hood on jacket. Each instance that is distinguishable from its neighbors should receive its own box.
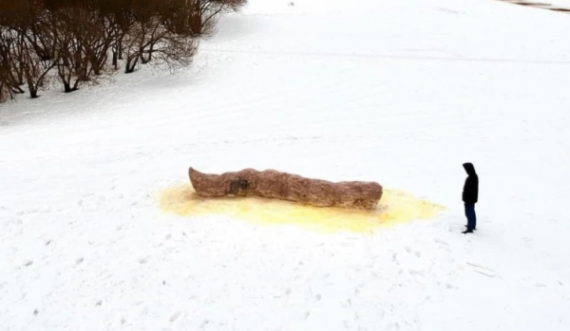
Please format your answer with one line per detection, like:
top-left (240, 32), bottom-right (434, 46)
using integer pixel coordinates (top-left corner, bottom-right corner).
top-left (463, 162), bottom-right (476, 176)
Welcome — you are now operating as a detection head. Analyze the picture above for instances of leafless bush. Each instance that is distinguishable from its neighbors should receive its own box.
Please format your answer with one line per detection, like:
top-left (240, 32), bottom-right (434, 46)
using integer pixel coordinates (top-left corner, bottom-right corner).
top-left (1, 0), bottom-right (59, 98)
top-left (191, 0), bottom-right (248, 37)
top-left (21, 37), bottom-right (57, 98)
top-left (0, 37), bottom-right (14, 102)
top-left (0, 0), bottom-right (247, 102)
top-left (0, 29), bottom-right (18, 101)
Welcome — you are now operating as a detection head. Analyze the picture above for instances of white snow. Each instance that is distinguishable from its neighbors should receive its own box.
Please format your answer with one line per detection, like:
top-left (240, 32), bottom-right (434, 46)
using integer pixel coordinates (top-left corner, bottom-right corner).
top-left (1, 0), bottom-right (570, 330)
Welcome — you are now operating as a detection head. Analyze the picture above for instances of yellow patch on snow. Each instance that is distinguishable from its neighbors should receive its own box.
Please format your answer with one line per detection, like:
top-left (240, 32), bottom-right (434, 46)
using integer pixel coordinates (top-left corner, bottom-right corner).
top-left (159, 184), bottom-right (445, 234)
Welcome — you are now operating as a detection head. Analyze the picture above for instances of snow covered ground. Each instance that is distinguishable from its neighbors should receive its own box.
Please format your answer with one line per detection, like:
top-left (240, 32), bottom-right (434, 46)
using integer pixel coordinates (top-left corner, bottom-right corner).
top-left (1, 0), bottom-right (570, 330)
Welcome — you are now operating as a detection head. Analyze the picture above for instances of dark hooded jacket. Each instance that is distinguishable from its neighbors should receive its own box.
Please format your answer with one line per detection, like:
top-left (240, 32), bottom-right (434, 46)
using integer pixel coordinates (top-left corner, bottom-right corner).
top-left (462, 163), bottom-right (478, 204)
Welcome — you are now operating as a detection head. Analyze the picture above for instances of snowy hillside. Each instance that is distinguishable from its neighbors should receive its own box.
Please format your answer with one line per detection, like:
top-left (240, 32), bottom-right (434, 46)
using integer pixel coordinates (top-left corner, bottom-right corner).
top-left (1, 0), bottom-right (570, 330)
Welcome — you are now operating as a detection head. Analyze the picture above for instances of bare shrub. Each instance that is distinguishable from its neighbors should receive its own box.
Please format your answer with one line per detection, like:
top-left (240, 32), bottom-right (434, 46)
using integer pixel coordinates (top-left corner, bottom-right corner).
top-left (20, 36), bottom-right (57, 98)
top-left (190, 0), bottom-right (248, 37)
top-left (1, 0), bottom-right (58, 97)
top-left (123, 0), bottom-right (200, 73)
top-left (0, 0), bottom-right (248, 102)
top-left (0, 35), bottom-right (14, 102)
top-left (0, 29), bottom-right (18, 101)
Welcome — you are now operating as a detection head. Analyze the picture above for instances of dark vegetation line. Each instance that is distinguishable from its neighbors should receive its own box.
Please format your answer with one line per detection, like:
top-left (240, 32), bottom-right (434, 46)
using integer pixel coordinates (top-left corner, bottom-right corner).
top-left (0, 0), bottom-right (246, 103)
top-left (495, 0), bottom-right (570, 13)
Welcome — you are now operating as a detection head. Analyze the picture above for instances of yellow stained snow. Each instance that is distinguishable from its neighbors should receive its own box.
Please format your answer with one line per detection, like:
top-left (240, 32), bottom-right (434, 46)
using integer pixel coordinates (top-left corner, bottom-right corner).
top-left (159, 184), bottom-right (445, 234)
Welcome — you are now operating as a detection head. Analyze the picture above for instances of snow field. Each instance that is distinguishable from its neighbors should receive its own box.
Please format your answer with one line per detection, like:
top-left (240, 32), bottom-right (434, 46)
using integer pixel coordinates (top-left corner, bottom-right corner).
top-left (1, 0), bottom-right (570, 330)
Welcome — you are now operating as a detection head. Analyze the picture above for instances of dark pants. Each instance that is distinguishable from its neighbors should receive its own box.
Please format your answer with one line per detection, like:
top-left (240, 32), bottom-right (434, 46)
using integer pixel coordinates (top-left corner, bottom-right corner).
top-left (465, 203), bottom-right (476, 230)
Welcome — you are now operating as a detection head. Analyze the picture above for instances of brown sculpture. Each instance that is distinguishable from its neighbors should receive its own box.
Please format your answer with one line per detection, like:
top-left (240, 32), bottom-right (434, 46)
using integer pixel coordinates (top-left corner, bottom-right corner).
top-left (188, 167), bottom-right (383, 210)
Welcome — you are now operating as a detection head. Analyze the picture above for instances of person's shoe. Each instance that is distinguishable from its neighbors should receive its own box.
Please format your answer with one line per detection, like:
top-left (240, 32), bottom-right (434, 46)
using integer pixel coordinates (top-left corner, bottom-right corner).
top-left (462, 229), bottom-right (473, 234)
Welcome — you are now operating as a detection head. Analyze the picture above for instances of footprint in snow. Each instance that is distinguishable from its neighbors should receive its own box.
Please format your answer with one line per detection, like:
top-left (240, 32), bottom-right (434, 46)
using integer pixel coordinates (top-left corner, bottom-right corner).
top-left (170, 312), bottom-right (181, 322)
top-left (387, 322), bottom-right (400, 330)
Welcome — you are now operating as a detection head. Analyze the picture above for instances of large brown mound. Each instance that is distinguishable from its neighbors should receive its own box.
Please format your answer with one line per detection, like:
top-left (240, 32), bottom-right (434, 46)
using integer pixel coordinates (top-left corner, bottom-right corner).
top-left (188, 167), bottom-right (383, 210)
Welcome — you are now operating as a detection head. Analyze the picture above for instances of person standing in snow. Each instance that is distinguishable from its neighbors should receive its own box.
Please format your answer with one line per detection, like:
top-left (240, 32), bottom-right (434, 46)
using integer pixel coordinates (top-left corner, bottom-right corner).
top-left (462, 162), bottom-right (478, 234)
